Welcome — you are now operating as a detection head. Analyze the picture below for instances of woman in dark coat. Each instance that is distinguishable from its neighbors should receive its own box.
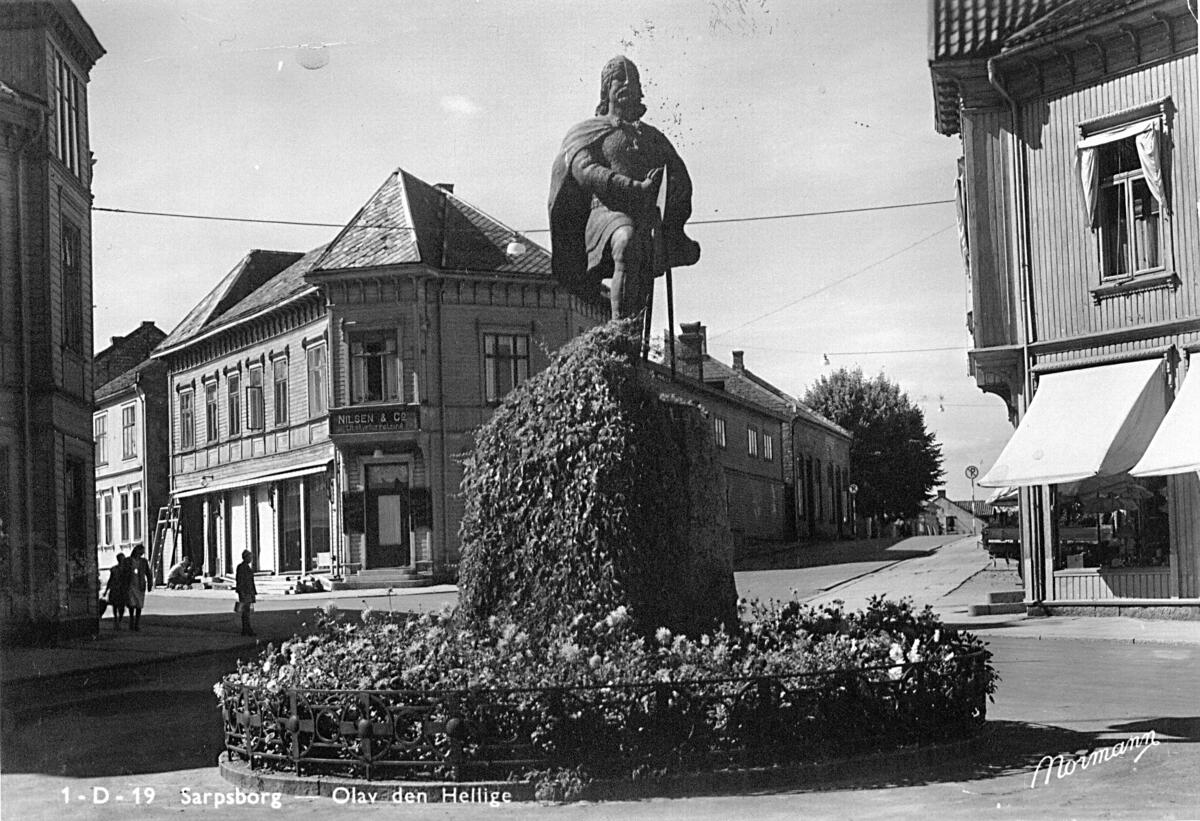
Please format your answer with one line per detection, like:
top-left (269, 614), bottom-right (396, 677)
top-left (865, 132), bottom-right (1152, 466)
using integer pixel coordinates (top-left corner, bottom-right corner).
top-left (126, 544), bottom-right (153, 632)
top-left (103, 553), bottom-right (131, 629)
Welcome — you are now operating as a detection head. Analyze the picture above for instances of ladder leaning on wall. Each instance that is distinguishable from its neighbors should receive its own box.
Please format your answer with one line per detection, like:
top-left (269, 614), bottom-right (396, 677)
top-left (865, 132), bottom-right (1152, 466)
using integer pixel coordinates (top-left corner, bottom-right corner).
top-left (150, 499), bottom-right (180, 584)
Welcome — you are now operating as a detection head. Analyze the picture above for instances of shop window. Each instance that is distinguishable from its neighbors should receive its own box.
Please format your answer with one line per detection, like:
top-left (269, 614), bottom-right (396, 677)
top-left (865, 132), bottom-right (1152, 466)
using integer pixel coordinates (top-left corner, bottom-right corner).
top-left (205, 382), bottom-right (219, 442)
top-left (483, 333), bottom-right (529, 403)
top-left (307, 344), bottom-right (327, 418)
top-left (350, 331), bottom-right (400, 404)
top-left (273, 358), bottom-right (289, 426)
top-left (94, 414), bottom-right (108, 465)
top-left (227, 373), bottom-right (241, 436)
top-left (61, 219), bottom-right (83, 353)
top-left (714, 416), bottom-right (727, 448)
top-left (1053, 474), bottom-right (1170, 570)
top-left (246, 366), bottom-right (264, 430)
top-left (53, 49), bottom-right (83, 177)
top-left (179, 389), bottom-right (195, 450)
top-left (305, 473), bottom-right (330, 569)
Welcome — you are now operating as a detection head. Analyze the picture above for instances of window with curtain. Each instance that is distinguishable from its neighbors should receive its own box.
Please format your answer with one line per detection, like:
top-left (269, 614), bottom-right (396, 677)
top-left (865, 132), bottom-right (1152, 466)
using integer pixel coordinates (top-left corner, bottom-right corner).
top-left (1076, 109), bottom-right (1170, 281)
top-left (350, 330), bottom-right (400, 404)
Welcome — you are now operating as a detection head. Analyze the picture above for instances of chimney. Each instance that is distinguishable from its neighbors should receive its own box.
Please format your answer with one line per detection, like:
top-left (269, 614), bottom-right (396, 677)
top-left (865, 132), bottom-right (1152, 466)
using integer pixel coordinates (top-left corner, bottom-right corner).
top-left (937, 488), bottom-right (947, 498)
top-left (676, 322), bottom-right (707, 381)
top-left (732, 350), bottom-right (745, 371)
top-left (434, 182), bottom-right (454, 193)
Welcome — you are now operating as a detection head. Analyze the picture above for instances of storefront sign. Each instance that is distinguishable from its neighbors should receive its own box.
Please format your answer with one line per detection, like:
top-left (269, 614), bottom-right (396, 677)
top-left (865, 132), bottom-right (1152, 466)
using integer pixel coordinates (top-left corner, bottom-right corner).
top-left (330, 404), bottom-right (420, 435)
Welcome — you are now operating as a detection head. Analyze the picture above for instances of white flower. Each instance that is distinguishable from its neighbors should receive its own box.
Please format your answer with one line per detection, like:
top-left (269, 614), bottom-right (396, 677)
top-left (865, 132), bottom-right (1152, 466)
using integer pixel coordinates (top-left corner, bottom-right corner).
top-left (212, 682), bottom-right (225, 699)
top-left (888, 643), bottom-right (905, 665)
top-left (360, 607), bottom-right (374, 623)
top-left (655, 627), bottom-right (672, 646)
top-left (907, 639), bottom-right (923, 664)
top-left (933, 629), bottom-right (941, 644)
top-left (559, 642), bottom-right (581, 662)
top-left (700, 634), bottom-right (711, 647)
top-left (588, 653), bottom-right (603, 668)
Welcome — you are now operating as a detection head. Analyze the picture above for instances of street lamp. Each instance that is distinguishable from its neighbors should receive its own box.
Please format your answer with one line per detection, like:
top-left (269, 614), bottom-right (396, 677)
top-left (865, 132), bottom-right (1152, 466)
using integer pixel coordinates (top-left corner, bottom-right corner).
top-left (848, 483), bottom-right (858, 538)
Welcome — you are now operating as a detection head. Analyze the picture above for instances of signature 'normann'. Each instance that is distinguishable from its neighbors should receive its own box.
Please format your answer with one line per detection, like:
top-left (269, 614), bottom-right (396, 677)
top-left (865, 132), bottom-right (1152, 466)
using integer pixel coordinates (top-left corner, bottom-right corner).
top-left (1030, 731), bottom-right (1161, 788)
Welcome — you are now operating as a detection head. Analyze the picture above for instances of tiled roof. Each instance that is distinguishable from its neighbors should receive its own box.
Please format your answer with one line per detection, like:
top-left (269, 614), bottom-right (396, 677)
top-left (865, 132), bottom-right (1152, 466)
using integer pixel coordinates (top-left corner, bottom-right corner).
top-left (953, 499), bottom-right (995, 517)
top-left (699, 357), bottom-right (851, 438)
top-left (201, 244), bottom-right (328, 336)
top-left (157, 250), bottom-right (304, 353)
top-left (313, 169), bottom-right (551, 277)
top-left (928, 0), bottom-right (1067, 61)
top-left (96, 359), bottom-right (163, 403)
top-left (1004, 0), bottom-right (1143, 47)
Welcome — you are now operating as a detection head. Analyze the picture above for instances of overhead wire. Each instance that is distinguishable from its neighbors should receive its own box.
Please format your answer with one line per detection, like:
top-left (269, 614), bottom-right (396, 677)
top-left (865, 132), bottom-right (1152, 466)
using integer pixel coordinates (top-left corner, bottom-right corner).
top-left (90, 197), bottom-right (955, 235)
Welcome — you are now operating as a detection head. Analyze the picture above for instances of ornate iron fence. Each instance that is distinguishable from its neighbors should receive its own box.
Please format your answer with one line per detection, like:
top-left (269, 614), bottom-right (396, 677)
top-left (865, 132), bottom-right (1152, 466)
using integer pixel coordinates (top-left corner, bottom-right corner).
top-left (222, 650), bottom-right (989, 781)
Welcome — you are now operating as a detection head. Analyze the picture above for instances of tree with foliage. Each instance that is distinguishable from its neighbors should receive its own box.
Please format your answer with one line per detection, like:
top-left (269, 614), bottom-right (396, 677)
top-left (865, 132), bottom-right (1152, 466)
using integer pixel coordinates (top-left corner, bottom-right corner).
top-left (803, 367), bottom-right (944, 522)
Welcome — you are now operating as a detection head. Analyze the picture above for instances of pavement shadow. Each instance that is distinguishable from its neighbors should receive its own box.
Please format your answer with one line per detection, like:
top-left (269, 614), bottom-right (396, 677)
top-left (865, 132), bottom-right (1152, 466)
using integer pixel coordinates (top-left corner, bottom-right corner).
top-left (736, 539), bottom-right (929, 572)
top-left (1107, 716), bottom-right (1200, 741)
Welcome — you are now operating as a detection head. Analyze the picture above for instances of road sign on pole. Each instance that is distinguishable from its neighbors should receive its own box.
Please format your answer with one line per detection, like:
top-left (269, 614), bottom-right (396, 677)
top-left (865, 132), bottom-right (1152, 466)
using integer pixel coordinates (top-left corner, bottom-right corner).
top-left (964, 466), bottom-right (979, 536)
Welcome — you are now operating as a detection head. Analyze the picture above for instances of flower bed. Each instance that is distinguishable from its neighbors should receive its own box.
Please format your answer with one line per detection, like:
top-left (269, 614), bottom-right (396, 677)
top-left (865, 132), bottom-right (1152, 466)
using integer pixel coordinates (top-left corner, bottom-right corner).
top-left (218, 597), bottom-right (996, 794)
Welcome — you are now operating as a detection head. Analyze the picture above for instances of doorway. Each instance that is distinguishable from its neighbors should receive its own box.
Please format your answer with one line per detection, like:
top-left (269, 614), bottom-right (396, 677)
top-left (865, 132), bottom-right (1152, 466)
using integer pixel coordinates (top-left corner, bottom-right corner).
top-left (365, 463), bottom-right (410, 569)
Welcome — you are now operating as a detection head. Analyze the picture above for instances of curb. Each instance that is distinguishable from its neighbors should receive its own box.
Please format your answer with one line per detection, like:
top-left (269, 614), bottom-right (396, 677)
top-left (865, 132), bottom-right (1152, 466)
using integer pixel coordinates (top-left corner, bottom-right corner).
top-left (217, 726), bottom-right (992, 803)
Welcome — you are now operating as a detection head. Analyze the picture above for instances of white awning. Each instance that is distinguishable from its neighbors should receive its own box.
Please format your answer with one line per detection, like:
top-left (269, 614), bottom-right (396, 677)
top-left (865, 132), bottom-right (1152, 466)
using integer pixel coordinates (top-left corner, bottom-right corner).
top-left (174, 458), bottom-right (332, 498)
top-left (1131, 366), bottom-right (1200, 477)
top-left (979, 358), bottom-right (1166, 488)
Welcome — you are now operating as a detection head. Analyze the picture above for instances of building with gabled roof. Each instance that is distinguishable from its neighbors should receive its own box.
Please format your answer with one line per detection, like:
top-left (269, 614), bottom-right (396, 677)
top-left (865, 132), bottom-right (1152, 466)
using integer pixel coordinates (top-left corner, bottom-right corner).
top-left (655, 322), bottom-right (853, 556)
top-left (153, 169), bottom-right (606, 587)
top-left (94, 323), bottom-right (170, 579)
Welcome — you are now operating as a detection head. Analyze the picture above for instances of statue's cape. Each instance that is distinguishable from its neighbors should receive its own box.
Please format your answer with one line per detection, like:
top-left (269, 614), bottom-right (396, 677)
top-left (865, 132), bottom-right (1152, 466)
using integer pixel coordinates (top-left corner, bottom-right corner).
top-left (548, 115), bottom-right (699, 289)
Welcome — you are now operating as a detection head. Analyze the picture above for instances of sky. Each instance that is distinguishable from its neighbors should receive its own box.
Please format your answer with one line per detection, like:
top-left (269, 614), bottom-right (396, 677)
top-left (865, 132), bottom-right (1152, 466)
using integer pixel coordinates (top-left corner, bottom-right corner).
top-left (79, 0), bottom-right (1015, 501)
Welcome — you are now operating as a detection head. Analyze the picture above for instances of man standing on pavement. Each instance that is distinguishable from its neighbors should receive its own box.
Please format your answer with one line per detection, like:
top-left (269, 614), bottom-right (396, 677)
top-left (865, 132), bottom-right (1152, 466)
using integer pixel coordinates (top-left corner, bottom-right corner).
top-left (235, 550), bottom-right (257, 637)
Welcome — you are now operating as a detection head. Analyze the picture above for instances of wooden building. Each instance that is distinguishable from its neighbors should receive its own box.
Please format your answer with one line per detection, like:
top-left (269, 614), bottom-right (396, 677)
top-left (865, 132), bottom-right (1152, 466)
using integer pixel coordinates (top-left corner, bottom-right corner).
top-left (93, 322), bottom-right (170, 578)
top-left (661, 322), bottom-right (853, 559)
top-left (153, 170), bottom-right (606, 586)
top-left (0, 1), bottom-right (104, 642)
top-left (930, 0), bottom-right (1200, 615)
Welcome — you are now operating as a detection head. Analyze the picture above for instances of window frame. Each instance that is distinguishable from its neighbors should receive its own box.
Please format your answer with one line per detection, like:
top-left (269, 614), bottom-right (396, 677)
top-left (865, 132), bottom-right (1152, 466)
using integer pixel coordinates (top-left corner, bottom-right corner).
top-left (94, 413), bottom-right (107, 466)
top-left (205, 380), bottom-right (219, 442)
top-left (713, 416), bottom-right (727, 449)
top-left (246, 366), bottom-right (265, 431)
top-left (482, 332), bottom-right (530, 404)
top-left (61, 218), bottom-right (83, 353)
top-left (131, 486), bottom-right (142, 542)
top-left (763, 432), bottom-right (774, 461)
top-left (179, 388), bottom-right (195, 450)
top-left (307, 343), bottom-right (328, 418)
top-left (121, 403), bottom-right (137, 459)
top-left (1095, 148), bottom-right (1164, 281)
top-left (1077, 98), bottom-right (1177, 300)
top-left (227, 372), bottom-right (241, 437)
top-left (273, 357), bottom-right (289, 426)
top-left (349, 329), bottom-right (401, 405)
top-left (119, 488), bottom-right (130, 543)
top-left (53, 49), bottom-right (82, 177)
top-left (746, 425), bottom-right (759, 458)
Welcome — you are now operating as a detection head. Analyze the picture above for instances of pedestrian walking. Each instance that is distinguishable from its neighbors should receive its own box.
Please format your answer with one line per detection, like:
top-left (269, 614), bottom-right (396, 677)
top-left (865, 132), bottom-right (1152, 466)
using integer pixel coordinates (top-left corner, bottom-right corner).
top-left (103, 553), bottom-right (131, 629)
top-left (126, 543), bottom-right (153, 632)
top-left (235, 550), bottom-right (257, 637)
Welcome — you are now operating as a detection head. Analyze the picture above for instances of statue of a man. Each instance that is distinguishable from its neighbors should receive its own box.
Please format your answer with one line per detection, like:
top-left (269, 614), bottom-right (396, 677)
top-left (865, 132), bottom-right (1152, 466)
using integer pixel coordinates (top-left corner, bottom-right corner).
top-left (549, 56), bottom-right (700, 320)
